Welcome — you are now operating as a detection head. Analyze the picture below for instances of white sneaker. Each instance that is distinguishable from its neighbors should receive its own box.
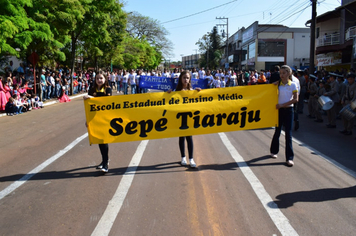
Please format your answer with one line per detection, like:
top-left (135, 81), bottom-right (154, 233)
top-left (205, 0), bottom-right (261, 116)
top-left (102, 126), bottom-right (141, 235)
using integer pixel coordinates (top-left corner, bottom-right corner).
top-left (270, 153), bottom-right (277, 159)
top-left (181, 157), bottom-right (187, 166)
top-left (287, 160), bottom-right (294, 167)
top-left (189, 159), bottom-right (197, 168)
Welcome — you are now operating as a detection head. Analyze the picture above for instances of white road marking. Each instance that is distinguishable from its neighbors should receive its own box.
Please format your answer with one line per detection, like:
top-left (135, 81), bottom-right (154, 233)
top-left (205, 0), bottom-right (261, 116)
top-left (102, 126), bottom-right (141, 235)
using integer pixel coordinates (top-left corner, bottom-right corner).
top-left (0, 133), bottom-right (88, 201)
top-left (91, 140), bottom-right (149, 236)
top-left (219, 132), bottom-right (299, 236)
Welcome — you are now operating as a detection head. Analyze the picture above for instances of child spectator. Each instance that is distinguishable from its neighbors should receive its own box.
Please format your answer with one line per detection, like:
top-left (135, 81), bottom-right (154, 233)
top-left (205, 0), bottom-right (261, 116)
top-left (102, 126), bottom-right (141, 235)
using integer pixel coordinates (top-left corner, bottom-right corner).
top-left (5, 97), bottom-right (17, 116)
top-left (12, 94), bottom-right (23, 114)
top-left (20, 93), bottom-right (31, 112)
top-left (58, 86), bottom-right (71, 103)
top-left (12, 84), bottom-right (20, 100)
top-left (31, 94), bottom-right (41, 109)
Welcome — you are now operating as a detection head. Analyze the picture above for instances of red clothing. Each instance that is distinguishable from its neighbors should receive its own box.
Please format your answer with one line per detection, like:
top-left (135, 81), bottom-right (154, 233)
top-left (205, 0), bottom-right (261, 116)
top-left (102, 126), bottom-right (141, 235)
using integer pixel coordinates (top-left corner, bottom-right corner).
top-left (18, 87), bottom-right (27, 94)
top-left (4, 84), bottom-right (11, 100)
top-left (0, 80), bottom-right (8, 111)
top-left (58, 94), bottom-right (71, 103)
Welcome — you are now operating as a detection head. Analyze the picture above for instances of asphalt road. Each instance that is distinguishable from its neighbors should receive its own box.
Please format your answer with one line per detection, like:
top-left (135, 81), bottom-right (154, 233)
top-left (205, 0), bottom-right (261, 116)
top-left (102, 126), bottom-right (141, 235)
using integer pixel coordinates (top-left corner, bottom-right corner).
top-left (0, 92), bottom-right (355, 236)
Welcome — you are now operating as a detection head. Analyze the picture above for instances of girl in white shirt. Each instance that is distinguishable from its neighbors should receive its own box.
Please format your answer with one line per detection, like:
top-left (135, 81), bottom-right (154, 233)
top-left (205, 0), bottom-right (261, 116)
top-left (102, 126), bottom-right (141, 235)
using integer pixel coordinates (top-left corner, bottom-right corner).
top-left (121, 70), bottom-right (129, 95)
top-left (191, 68), bottom-right (199, 79)
top-left (214, 76), bottom-right (221, 88)
top-left (205, 70), bottom-right (214, 88)
top-left (270, 65), bottom-right (298, 167)
top-left (128, 70), bottom-right (137, 94)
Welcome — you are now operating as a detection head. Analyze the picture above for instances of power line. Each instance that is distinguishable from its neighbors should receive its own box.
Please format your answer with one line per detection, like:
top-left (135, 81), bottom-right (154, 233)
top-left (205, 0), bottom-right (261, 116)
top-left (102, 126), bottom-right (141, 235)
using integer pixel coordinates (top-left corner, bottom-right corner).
top-left (166, 2), bottom-right (305, 31)
top-left (161, 0), bottom-right (238, 24)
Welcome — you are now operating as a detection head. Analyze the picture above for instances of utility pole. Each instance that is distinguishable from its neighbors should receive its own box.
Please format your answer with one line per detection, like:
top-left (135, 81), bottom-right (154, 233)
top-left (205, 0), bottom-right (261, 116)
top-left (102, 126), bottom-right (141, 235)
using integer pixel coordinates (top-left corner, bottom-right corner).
top-left (309, 0), bottom-right (317, 73)
top-left (216, 17), bottom-right (229, 69)
top-left (206, 32), bottom-right (210, 69)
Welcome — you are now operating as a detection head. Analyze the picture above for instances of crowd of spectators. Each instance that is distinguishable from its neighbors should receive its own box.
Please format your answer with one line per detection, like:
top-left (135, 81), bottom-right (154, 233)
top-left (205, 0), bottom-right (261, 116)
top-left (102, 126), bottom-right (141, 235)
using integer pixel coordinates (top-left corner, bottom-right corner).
top-left (1, 62), bottom-right (356, 141)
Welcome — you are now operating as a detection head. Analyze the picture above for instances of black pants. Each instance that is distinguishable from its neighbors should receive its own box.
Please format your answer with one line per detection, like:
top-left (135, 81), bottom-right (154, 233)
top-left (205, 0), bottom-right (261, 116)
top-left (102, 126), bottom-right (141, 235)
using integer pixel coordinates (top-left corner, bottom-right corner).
top-left (270, 107), bottom-right (294, 161)
top-left (179, 136), bottom-right (193, 159)
top-left (99, 144), bottom-right (109, 165)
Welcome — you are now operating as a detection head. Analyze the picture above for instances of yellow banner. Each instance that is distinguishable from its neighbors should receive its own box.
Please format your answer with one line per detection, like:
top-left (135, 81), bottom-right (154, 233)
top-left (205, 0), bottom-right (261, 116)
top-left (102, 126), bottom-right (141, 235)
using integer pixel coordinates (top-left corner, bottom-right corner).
top-left (84, 85), bottom-right (278, 144)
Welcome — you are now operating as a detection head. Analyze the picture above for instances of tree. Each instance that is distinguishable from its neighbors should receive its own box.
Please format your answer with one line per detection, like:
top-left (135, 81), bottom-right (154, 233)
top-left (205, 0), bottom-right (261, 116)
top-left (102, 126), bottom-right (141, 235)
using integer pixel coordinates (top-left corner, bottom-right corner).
top-left (0, 0), bottom-right (32, 57)
top-left (0, 0), bottom-right (64, 67)
top-left (126, 12), bottom-right (173, 59)
top-left (55, 0), bottom-right (126, 93)
top-left (23, 0), bottom-right (74, 67)
top-left (119, 35), bottom-right (161, 69)
top-left (210, 26), bottom-right (223, 69)
top-left (196, 27), bottom-right (222, 69)
top-left (196, 33), bottom-right (211, 68)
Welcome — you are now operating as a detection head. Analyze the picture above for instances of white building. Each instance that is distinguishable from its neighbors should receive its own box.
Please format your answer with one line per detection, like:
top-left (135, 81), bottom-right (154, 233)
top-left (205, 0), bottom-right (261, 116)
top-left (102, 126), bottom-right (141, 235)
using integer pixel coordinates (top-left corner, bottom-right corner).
top-left (225, 21), bottom-right (311, 71)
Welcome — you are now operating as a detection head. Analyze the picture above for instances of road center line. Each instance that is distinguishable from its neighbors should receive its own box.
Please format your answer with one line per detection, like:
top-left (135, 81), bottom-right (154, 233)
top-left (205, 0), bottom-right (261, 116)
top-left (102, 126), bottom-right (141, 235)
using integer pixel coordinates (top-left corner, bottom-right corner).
top-left (0, 133), bottom-right (88, 201)
top-left (219, 132), bottom-right (299, 236)
top-left (91, 140), bottom-right (149, 236)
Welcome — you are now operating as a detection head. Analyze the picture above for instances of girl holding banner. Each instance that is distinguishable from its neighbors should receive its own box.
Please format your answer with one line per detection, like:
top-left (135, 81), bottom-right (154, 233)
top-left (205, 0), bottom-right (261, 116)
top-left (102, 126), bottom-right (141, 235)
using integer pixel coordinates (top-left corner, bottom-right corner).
top-left (83, 71), bottom-right (112, 172)
top-left (168, 71), bottom-right (201, 168)
top-left (270, 65), bottom-right (298, 167)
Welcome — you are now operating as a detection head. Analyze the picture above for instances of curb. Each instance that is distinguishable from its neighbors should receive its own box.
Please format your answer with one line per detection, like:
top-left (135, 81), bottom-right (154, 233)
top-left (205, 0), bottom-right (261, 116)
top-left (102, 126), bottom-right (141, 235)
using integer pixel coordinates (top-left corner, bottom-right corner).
top-left (0, 93), bottom-right (86, 118)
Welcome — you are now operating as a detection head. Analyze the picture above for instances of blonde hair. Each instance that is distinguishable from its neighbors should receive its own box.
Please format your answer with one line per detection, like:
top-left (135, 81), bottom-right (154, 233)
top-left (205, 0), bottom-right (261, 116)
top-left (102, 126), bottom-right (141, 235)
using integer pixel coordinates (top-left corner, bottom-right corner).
top-left (280, 65), bottom-right (293, 80)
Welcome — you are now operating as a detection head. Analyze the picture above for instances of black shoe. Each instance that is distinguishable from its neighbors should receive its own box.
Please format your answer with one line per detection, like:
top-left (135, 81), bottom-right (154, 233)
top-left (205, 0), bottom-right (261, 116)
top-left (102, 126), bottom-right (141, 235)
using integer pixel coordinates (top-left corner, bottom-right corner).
top-left (344, 131), bottom-right (353, 135)
top-left (101, 165), bottom-right (109, 173)
top-left (339, 130), bottom-right (347, 134)
top-left (294, 121), bottom-right (299, 131)
top-left (307, 115), bottom-right (315, 119)
top-left (326, 124), bottom-right (336, 128)
top-left (96, 162), bottom-right (103, 169)
top-left (314, 119), bottom-right (323, 123)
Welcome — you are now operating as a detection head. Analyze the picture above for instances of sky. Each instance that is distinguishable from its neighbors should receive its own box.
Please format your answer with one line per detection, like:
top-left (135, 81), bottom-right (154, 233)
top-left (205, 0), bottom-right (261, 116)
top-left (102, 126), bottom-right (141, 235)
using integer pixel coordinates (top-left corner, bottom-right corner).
top-left (123, 0), bottom-right (342, 61)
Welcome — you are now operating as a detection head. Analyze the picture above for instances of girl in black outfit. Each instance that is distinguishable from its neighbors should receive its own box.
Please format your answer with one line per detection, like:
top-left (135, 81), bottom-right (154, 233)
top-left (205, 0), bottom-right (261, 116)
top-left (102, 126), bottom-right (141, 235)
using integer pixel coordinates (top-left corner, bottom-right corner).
top-left (168, 71), bottom-right (201, 168)
top-left (83, 71), bottom-right (112, 172)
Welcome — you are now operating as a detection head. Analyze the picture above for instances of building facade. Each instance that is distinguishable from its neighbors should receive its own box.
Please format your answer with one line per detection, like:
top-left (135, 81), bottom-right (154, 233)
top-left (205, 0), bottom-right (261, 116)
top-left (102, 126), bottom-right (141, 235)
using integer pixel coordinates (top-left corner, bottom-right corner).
top-left (308, 0), bottom-right (356, 71)
top-left (181, 54), bottom-right (201, 70)
top-left (223, 21), bottom-right (310, 71)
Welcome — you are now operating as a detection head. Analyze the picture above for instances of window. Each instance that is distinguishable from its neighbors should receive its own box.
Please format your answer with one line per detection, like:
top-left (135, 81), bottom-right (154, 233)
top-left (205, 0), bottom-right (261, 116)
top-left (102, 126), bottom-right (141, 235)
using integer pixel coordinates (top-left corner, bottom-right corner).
top-left (248, 42), bottom-right (256, 59)
top-left (258, 40), bottom-right (285, 57)
top-left (242, 45), bottom-right (248, 61)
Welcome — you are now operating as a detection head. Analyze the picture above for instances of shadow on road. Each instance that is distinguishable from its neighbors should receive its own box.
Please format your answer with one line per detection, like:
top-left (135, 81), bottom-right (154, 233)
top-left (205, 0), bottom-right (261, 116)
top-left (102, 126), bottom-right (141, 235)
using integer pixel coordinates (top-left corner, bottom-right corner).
top-left (0, 155), bottom-right (304, 183)
top-left (198, 155), bottom-right (286, 171)
top-left (271, 186), bottom-right (356, 208)
top-left (0, 162), bottom-right (187, 182)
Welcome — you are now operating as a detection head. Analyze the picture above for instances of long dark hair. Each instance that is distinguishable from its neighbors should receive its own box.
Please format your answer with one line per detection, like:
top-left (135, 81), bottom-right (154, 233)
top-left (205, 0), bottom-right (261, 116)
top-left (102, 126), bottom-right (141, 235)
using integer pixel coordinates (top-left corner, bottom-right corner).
top-left (92, 70), bottom-right (109, 91)
top-left (175, 70), bottom-right (191, 91)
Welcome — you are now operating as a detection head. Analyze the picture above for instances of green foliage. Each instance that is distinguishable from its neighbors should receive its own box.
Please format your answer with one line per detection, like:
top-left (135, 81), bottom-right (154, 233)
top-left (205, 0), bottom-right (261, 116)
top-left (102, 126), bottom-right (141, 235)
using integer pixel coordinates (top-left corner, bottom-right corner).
top-left (0, 0), bottom-right (168, 70)
top-left (196, 27), bottom-right (222, 70)
top-left (0, 0), bottom-right (32, 56)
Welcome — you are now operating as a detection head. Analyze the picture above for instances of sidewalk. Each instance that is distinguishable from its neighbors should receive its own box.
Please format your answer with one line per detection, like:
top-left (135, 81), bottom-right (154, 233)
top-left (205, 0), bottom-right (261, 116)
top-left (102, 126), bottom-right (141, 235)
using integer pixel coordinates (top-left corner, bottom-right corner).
top-left (0, 93), bottom-right (85, 118)
top-left (293, 103), bottom-right (356, 175)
